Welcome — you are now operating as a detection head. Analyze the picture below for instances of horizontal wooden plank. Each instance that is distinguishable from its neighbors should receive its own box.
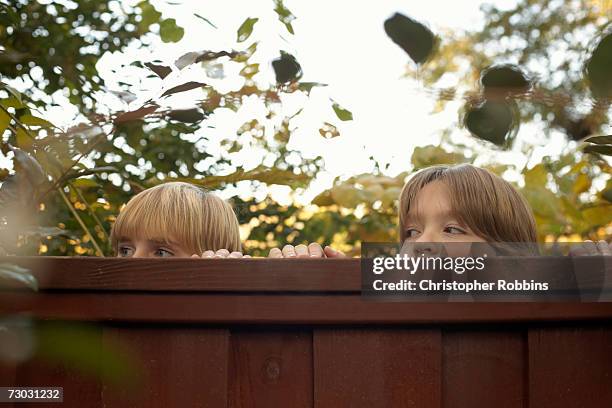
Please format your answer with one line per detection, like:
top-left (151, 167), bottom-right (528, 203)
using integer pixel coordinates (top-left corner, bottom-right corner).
top-left (0, 256), bottom-right (360, 292)
top-left (1, 256), bottom-right (609, 294)
top-left (2, 292), bottom-right (612, 324)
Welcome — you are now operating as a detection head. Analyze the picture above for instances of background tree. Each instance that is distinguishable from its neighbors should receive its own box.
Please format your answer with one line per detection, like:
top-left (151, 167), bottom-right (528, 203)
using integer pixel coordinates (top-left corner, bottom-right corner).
top-left (0, 0), bottom-right (610, 258)
top-left (0, 0), bottom-right (342, 256)
top-left (285, 0), bottom-right (610, 249)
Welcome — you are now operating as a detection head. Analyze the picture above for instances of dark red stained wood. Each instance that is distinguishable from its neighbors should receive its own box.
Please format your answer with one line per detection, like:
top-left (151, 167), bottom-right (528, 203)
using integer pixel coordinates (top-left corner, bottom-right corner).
top-left (528, 326), bottom-right (612, 408)
top-left (5, 325), bottom-right (103, 408)
top-left (229, 330), bottom-right (312, 408)
top-left (2, 292), bottom-right (612, 324)
top-left (1, 256), bottom-right (607, 293)
top-left (443, 330), bottom-right (525, 408)
top-left (313, 329), bottom-right (441, 407)
top-left (1, 256), bottom-right (359, 292)
top-left (101, 327), bottom-right (229, 408)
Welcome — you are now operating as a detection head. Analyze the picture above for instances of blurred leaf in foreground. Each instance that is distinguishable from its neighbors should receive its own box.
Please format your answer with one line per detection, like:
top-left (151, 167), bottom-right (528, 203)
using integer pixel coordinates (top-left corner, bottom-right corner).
top-left (384, 13), bottom-right (437, 65)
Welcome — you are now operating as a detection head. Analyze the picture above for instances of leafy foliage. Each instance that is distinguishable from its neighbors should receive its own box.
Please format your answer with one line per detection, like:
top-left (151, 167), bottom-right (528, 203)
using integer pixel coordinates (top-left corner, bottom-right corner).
top-left (0, 0), bottom-right (347, 256)
top-left (0, 0), bottom-right (609, 259)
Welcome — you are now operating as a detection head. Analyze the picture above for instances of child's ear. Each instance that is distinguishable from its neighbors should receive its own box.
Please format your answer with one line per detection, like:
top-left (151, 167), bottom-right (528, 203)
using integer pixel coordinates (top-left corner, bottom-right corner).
top-left (191, 254), bottom-right (200, 258)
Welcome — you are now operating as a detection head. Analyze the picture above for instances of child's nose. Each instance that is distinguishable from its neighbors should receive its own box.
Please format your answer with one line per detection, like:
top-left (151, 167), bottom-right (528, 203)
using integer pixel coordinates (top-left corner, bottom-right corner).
top-left (413, 234), bottom-right (443, 257)
top-left (132, 248), bottom-right (147, 258)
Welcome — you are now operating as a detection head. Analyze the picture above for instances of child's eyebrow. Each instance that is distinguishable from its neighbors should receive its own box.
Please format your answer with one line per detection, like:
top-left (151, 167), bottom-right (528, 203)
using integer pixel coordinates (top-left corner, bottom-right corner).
top-left (406, 208), bottom-right (458, 221)
top-left (148, 239), bottom-right (180, 247)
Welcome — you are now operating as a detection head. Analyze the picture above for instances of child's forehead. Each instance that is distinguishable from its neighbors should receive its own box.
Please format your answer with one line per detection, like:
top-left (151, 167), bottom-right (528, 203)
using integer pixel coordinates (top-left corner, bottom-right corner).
top-left (116, 234), bottom-right (181, 246)
top-left (406, 182), bottom-right (456, 220)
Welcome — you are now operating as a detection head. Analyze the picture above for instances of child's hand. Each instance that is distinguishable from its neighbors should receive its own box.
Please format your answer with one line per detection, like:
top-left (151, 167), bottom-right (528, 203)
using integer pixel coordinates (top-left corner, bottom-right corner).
top-left (268, 243), bottom-right (346, 258)
top-left (569, 240), bottom-right (611, 256)
top-left (193, 249), bottom-right (252, 258)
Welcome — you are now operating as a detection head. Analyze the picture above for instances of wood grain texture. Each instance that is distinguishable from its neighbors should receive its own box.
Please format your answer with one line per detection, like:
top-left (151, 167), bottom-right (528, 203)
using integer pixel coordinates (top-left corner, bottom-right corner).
top-left (229, 330), bottom-right (312, 408)
top-left (443, 330), bottom-right (525, 408)
top-left (3, 292), bottom-right (612, 324)
top-left (529, 326), bottom-right (612, 408)
top-left (0, 256), bottom-right (360, 292)
top-left (1, 256), bottom-right (607, 294)
top-left (101, 327), bottom-right (229, 408)
top-left (313, 329), bottom-right (441, 407)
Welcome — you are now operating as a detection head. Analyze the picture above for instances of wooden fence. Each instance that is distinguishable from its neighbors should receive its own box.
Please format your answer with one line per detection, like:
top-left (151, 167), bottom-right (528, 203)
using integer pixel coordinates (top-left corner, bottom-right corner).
top-left (1, 257), bottom-right (611, 407)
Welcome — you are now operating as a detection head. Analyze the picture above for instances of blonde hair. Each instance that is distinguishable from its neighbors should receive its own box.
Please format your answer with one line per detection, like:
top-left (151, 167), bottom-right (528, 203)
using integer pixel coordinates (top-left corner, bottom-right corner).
top-left (399, 164), bottom-right (538, 245)
top-left (110, 182), bottom-right (241, 254)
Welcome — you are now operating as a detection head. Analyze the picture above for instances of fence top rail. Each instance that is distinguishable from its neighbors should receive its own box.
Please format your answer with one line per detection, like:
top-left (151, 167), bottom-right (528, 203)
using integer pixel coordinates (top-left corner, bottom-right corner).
top-left (0, 255), bottom-right (609, 291)
top-left (1, 257), bottom-right (612, 324)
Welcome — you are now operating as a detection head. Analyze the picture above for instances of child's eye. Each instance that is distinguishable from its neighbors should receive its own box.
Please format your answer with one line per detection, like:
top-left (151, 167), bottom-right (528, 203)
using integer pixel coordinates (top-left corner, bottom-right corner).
top-left (118, 246), bottom-right (134, 257)
top-left (154, 248), bottom-right (174, 257)
top-left (444, 226), bottom-right (466, 235)
top-left (405, 228), bottom-right (421, 239)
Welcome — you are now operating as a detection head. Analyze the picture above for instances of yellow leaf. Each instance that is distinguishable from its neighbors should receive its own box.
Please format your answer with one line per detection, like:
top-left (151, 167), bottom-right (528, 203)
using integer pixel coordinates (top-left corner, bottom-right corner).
top-left (312, 191), bottom-right (334, 206)
top-left (16, 127), bottom-right (33, 151)
top-left (523, 163), bottom-right (547, 187)
top-left (582, 206), bottom-right (612, 227)
top-left (0, 109), bottom-right (9, 134)
top-left (331, 185), bottom-right (364, 208)
top-left (572, 173), bottom-right (591, 195)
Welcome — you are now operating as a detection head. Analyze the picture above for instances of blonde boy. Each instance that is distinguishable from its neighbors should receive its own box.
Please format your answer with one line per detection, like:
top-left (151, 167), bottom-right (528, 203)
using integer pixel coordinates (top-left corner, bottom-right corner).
top-left (110, 182), bottom-right (246, 258)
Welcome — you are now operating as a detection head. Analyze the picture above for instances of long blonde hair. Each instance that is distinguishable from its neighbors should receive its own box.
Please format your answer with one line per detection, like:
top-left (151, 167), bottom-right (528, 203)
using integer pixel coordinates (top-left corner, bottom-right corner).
top-left (399, 164), bottom-right (538, 244)
top-left (110, 182), bottom-right (241, 254)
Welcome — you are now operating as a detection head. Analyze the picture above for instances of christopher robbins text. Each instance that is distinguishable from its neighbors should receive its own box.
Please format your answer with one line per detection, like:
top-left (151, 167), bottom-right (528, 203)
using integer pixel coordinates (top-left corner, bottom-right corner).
top-left (372, 279), bottom-right (549, 292)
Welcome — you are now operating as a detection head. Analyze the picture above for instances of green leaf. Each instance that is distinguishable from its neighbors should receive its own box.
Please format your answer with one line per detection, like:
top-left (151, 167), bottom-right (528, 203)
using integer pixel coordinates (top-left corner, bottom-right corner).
top-left (585, 32), bottom-right (612, 100)
top-left (464, 100), bottom-right (515, 146)
top-left (312, 191), bottom-right (334, 206)
top-left (0, 82), bottom-right (22, 105)
top-left (584, 135), bottom-right (612, 144)
top-left (36, 322), bottom-right (139, 386)
top-left (174, 166), bottom-right (309, 189)
top-left (72, 178), bottom-right (99, 189)
top-left (481, 64), bottom-right (531, 97)
top-left (384, 13), bottom-right (437, 65)
top-left (15, 127), bottom-right (33, 151)
top-left (159, 18), bottom-right (184, 43)
top-left (584, 144), bottom-right (612, 156)
top-left (138, 0), bottom-right (161, 34)
top-left (273, 0), bottom-right (296, 34)
top-left (331, 185), bottom-right (365, 208)
top-left (297, 82), bottom-right (327, 92)
top-left (0, 263), bottom-right (37, 291)
top-left (0, 96), bottom-right (23, 109)
top-left (237, 17), bottom-right (258, 43)
top-left (0, 108), bottom-right (9, 134)
top-left (272, 51), bottom-right (302, 84)
top-left (582, 205), bottom-right (612, 226)
top-left (167, 109), bottom-right (205, 123)
top-left (573, 173), bottom-right (591, 195)
top-left (332, 102), bottom-right (353, 121)
top-left (19, 114), bottom-right (54, 128)
top-left (523, 163), bottom-right (548, 187)
top-left (138, 0), bottom-right (162, 33)
top-left (411, 145), bottom-right (469, 170)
